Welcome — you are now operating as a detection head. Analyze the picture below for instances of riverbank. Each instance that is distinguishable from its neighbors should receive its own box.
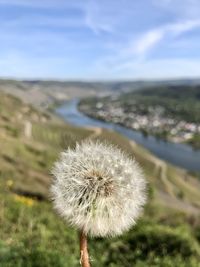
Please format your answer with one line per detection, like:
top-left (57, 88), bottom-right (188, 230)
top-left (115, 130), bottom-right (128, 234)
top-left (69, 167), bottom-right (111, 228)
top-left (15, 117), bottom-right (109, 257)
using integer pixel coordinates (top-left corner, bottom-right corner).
top-left (55, 99), bottom-right (200, 172)
top-left (78, 103), bottom-right (200, 150)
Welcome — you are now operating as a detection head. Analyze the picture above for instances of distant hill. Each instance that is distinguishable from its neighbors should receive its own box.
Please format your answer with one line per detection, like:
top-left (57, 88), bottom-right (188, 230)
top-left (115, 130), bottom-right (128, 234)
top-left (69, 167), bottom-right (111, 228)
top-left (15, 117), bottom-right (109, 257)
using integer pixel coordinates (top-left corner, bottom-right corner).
top-left (0, 79), bottom-right (109, 108)
top-left (1, 78), bottom-right (200, 109)
top-left (129, 85), bottom-right (200, 100)
top-left (118, 85), bottom-right (200, 123)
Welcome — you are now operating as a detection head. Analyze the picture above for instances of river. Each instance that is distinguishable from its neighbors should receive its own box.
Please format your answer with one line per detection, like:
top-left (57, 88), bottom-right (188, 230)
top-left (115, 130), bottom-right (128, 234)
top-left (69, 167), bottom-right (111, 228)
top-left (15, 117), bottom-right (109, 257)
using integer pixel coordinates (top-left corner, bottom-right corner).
top-left (56, 99), bottom-right (200, 172)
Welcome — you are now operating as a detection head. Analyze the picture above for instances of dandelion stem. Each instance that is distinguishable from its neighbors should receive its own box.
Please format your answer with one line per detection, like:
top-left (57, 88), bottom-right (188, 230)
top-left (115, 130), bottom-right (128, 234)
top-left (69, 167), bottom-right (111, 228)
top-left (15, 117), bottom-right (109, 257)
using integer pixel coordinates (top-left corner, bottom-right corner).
top-left (80, 230), bottom-right (91, 267)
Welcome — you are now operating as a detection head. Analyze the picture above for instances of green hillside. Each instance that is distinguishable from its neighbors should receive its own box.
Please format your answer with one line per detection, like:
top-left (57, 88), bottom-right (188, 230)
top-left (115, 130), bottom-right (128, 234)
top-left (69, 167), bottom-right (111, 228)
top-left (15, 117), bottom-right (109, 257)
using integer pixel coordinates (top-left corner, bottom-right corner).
top-left (116, 85), bottom-right (200, 123)
top-left (0, 92), bottom-right (200, 266)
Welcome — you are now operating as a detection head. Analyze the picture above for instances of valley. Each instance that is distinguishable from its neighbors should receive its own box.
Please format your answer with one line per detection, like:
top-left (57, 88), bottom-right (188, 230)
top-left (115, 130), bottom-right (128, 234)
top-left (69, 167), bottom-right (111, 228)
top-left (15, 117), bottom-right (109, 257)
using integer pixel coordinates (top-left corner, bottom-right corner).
top-left (0, 84), bottom-right (200, 266)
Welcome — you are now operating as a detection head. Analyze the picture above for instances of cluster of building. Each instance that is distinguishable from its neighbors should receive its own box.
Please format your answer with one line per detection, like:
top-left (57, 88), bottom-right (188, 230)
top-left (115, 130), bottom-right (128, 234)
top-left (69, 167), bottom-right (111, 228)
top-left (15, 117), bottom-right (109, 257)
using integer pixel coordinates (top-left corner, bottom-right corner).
top-left (80, 101), bottom-right (200, 144)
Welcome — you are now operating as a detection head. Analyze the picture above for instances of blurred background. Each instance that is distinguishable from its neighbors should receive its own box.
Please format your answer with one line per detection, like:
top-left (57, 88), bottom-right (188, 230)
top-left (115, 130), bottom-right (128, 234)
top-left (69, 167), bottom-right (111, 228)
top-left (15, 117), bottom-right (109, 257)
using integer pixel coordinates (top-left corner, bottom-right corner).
top-left (0, 1), bottom-right (200, 266)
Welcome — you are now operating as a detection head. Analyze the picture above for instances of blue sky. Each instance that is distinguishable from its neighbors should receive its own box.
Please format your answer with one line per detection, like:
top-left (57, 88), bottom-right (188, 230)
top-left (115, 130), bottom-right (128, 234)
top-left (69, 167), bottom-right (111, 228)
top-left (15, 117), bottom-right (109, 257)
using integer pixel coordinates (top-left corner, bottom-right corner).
top-left (1, 0), bottom-right (200, 80)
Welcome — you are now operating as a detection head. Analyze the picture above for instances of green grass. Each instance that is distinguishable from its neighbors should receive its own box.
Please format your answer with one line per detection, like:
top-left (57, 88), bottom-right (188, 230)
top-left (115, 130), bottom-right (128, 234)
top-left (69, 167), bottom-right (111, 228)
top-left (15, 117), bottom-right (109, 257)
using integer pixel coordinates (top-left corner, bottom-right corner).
top-left (1, 189), bottom-right (200, 267)
top-left (0, 91), bottom-right (200, 266)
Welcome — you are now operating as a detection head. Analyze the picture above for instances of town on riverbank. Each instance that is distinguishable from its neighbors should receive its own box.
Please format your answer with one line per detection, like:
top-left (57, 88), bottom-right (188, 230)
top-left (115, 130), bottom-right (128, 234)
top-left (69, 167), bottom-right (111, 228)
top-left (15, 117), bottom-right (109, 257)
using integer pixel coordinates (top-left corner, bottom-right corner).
top-left (79, 86), bottom-right (200, 149)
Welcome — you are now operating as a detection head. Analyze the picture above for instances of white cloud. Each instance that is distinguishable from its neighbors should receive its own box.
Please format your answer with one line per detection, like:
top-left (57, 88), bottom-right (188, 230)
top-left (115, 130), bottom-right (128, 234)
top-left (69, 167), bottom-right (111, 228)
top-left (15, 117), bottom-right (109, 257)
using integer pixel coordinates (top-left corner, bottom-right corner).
top-left (84, 0), bottom-right (115, 34)
top-left (85, 13), bottom-right (113, 34)
top-left (0, 0), bottom-right (114, 35)
top-left (94, 18), bottom-right (200, 79)
top-left (131, 19), bottom-right (200, 57)
top-left (169, 19), bottom-right (200, 35)
top-left (134, 30), bottom-right (164, 55)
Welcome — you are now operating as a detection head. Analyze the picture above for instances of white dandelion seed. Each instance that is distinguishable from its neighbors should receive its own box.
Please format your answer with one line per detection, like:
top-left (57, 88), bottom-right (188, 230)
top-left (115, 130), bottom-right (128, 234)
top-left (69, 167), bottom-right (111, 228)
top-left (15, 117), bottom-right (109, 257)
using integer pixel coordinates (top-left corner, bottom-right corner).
top-left (51, 140), bottom-right (147, 238)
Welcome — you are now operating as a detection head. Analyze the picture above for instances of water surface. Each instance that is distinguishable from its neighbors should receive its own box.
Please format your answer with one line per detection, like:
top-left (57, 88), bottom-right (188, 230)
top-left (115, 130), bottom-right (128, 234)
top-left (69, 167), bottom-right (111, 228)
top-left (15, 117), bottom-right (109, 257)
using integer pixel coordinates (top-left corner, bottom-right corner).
top-left (56, 99), bottom-right (200, 171)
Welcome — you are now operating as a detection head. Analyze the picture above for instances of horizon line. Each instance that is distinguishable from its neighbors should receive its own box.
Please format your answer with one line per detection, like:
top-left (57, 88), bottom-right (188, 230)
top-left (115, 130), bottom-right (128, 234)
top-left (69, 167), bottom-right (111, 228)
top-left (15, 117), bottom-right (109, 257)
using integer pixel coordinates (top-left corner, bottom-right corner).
top-left (1, 76), bottom-right (200, 83)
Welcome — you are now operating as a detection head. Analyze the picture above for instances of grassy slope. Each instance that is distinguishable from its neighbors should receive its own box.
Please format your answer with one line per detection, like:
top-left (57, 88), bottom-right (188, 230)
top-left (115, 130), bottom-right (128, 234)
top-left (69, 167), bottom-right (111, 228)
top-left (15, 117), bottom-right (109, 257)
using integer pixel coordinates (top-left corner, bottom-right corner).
top-left (0, 92), bottom-right (200, 267)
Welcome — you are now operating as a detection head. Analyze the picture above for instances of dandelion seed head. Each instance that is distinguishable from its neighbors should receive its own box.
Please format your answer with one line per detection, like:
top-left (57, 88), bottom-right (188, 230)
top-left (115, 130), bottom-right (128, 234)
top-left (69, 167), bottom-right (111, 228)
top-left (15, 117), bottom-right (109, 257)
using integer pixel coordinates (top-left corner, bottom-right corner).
top-left (51, 141), bottom-right (147, 237)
